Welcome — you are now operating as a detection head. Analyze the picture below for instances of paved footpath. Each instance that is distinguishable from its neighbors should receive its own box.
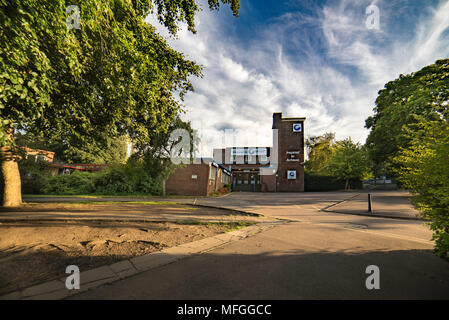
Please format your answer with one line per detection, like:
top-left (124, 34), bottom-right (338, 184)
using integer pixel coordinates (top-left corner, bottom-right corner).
top-left (69, 192), bottom-right (449, 299)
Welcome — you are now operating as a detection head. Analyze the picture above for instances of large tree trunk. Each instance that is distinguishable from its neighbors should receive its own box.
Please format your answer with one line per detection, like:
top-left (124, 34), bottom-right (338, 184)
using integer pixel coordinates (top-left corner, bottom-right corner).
top-left (0, 132), bottom-right (22, 207)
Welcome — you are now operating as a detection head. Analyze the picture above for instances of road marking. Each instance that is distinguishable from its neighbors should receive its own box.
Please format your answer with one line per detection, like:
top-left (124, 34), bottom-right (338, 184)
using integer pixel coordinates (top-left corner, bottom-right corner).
top-left (308, 221), bottom-right (434, 245)
top-left (349, 228), bottom-right (433, 245)
top-left (269, 218), bottom-right (433, 246)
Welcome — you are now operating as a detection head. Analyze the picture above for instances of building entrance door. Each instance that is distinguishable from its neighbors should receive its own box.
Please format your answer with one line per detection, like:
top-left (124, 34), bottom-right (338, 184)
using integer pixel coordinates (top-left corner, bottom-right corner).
top-left (233, 171), bottom-right (261, 192)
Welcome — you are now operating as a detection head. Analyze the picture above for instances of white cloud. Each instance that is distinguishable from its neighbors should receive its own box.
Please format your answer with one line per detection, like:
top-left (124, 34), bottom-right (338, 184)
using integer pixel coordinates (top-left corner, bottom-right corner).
top-left (147, 0), bottom-right (449, 157)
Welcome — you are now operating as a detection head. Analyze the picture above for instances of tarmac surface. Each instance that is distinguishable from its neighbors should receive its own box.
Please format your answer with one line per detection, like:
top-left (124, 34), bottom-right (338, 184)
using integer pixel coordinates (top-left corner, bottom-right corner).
top-left (61, 191), bottom-right (449, 299)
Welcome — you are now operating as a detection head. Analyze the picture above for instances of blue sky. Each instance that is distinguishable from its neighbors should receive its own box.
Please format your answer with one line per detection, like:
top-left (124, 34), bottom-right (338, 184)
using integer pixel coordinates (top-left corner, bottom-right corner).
top-left (147, 0), bottom-right (449, 157)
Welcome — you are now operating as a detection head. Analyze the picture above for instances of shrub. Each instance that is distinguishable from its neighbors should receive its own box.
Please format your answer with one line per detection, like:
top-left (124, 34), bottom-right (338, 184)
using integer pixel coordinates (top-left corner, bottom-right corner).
top-left (137, 172), bottom-right (162, 195)
top-left (42, 171), bottom-right (94, 195)
top-left (21, 170), bottom-right (48, 194)
top-left (19, 160), bottom-right (165, 196)
top-left (19, 158), bottom-right (50, 194)
top-left (93, 165), bottom-right (136, 194)
top-left (304, 172), bottom-right (361, 191)
top-left (93, 164), bottom-right (163, 195)
top-left (394, 120), bottom-right (449, 260)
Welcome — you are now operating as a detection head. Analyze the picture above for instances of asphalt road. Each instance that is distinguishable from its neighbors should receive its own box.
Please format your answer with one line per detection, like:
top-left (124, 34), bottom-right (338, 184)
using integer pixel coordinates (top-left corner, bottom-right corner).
top-left (71, 192), bottom-right (449, 299)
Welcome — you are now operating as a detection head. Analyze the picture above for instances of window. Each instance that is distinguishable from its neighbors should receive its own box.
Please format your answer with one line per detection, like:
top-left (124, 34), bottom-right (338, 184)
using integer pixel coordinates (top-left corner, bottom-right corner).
top-left (259, 155), bottom-right (268, 164)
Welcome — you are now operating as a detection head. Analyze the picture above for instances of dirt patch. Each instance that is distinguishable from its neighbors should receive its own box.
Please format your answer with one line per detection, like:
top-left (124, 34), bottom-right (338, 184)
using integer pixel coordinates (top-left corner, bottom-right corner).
top-left (0, 220), bottom-right (248, 295)
top-left (0, 202), bottom-right (268, 223)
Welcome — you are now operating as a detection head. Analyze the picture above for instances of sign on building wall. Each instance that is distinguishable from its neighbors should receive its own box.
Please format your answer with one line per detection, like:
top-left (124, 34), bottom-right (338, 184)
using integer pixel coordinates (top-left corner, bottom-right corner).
top-left (231, 148), bottom-right (268, 156)
top-left (287, 170), bottom-right (297, 179)
top-left (293, 123), bottom-right (302, 132)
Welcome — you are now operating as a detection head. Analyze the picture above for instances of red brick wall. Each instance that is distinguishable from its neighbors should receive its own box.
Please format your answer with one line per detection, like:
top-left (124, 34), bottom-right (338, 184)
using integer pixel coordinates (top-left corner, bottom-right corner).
top-left (166, 163), bottom-right (230, 196)
top-left (274, 115), bottom-right (305, 192)
top-left (166, 164), bottom-right (209, 196)
top-left (261, 174), bottom-right (276, 192)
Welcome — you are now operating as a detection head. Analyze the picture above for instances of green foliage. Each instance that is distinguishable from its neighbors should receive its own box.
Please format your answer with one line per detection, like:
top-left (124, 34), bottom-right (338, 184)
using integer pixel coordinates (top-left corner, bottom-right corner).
top-left (304, 172), bottom-right (345, 192)
top-left (1, 0), bottom-right (194, 147)
top-left (324, 139), bottom-right (369, 190)
top-left (19, 157), bottom-right (49, 194)
top-left (1, 0), bottom-right (238, 205)
top-left (138, 173), bottom-right (162, 195)
top-left (62, 135), bottom-right (128, 164)
top-left (22, 162), bottom-right (164, 196)
top-left (305, 133), bottom-right (369, 190)
top-left (394, 120), bottom-right (449, 260)
top-left (367, 59), bottom-right (449, 260)
top-left (93, 164), bottom-right (162, 195)
top-left (365, 59), bottom-right (449, 175)
top-left (131, 115), bottom-right (198, 180)
top-left (43, 171), bottom-right (95, 195)
top-left (305, 133), bottom-right (335, 174)
top-left (151, 0), bottom-right (239, 34)
top-left (0, 0), bottom-right (239, 149)
top-left (15, 131), bottom-right (128, 164)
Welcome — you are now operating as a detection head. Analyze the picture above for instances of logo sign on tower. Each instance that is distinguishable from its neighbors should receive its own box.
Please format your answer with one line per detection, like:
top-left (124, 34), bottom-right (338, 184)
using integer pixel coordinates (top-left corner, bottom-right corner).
top-left (287, 170), bottom-right (297, 180)
top-left (293, 123), bottom-right (302, 132)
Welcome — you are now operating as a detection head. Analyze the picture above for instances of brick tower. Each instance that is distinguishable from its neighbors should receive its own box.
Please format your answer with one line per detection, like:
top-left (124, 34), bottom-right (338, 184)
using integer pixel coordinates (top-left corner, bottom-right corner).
top-left (272, 112), bottom-right (305, 192)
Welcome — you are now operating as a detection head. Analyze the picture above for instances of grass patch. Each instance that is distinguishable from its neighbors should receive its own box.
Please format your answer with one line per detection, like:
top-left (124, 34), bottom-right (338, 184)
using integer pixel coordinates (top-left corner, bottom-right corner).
top-left (173, 220), bottom-right (254, 231)
top-left (22, 194), bottom-right (103, 198)
top-left (223, 221), bottom-right (254, 231)
top-left (48, 201), bottom-right (179, 206)
top-left (22, 194), bottom-right (202, 199)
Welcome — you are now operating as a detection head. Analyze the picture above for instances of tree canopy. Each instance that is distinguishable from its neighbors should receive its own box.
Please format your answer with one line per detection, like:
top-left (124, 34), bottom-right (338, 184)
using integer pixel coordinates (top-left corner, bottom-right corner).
top-left (394, 114), bottom-right (449, 259)
top-left (366, 58), bottom-right (449, 260)
top-left (305, 132), bottom-right (335, 175)
top-left (365, 59), bottom-right (449, 175)
top-left (15, 131), bottom-right (129, 164)
top-left (0, 0), bottom-right (239, 206)
top-left (324, 139), bottom-right (369, 190)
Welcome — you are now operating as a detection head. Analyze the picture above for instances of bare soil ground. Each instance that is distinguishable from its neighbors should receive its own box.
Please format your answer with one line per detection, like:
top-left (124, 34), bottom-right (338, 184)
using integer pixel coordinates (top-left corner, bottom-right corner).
top-left (0, 202), bottom-right (259, 295)
top-left (0, 202), bottom-right (267, 223)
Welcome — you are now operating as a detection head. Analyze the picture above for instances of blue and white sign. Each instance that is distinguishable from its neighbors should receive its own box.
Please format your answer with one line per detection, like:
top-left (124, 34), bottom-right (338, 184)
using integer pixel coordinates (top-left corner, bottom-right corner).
top-left (293, 123), bottom-right (302, 132)
top-left (232, 148), bottom-right (268, 156)
top-left (287, 170), bottom-right (296, 179)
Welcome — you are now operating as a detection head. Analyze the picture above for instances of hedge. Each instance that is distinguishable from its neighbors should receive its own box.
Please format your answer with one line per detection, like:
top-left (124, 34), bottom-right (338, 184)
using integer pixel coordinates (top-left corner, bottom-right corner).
top-left (304, 172), bottom-right (362, 191)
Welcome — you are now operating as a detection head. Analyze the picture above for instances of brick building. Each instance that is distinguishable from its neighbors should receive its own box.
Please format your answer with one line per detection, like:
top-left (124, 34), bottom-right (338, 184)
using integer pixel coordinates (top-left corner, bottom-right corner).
top-left (213, 112), bottom-right (305, 192)
top-left (166, 112), bottom-right (305, 195)
top-left (271, 112), bottom-right (305, 192)
top-left (165, 158), bottom-right (232, 196)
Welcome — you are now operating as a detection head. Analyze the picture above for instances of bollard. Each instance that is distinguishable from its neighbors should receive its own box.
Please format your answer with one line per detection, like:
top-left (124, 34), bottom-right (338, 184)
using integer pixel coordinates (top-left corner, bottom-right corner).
top-left (368, 193), bottom-right (372, 213)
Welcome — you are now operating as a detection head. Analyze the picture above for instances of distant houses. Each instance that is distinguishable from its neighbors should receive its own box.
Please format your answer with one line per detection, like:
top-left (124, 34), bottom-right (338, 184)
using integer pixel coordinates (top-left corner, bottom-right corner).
top-left (21, 146), bottom-right (109, 175)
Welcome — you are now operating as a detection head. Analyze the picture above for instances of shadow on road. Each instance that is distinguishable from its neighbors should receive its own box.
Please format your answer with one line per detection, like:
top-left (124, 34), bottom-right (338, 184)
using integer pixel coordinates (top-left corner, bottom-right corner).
top-left (69, 248), bottom-right (449, 300)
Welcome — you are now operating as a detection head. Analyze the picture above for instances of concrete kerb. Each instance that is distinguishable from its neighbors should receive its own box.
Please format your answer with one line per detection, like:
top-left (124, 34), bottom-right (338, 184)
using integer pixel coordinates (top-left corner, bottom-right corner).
top-left (322, 209), bottom-right (428, 222)
top-left (320, 193), bottom-right (428, 222)
top-left (0, 221), bottom-right (282, 300)
top-left (319, 193), bottom-right (360, 212)
top-left (181, 202), bottom-right (264, 217)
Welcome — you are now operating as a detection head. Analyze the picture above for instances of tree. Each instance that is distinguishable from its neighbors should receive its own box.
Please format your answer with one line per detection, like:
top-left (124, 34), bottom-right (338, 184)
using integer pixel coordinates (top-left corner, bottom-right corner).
top-left (130, 115), bottom-right (199, 180)
top-left (60, 135), bottom-right (128, 164)
top-left (325, 139), bottom-right (369, 190)
top-left (305, 132), bottom-right (335, 174)
top-left (366, 59), bottom-right (449, 259)
top-left (365, 59), bottom-right (449, 176)
top-left (394, 119), bottom-right (449, 259)
top-left (15, 131), bottom-right (128, 164)
top-left (0, 0), bottom-right (239, 206)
